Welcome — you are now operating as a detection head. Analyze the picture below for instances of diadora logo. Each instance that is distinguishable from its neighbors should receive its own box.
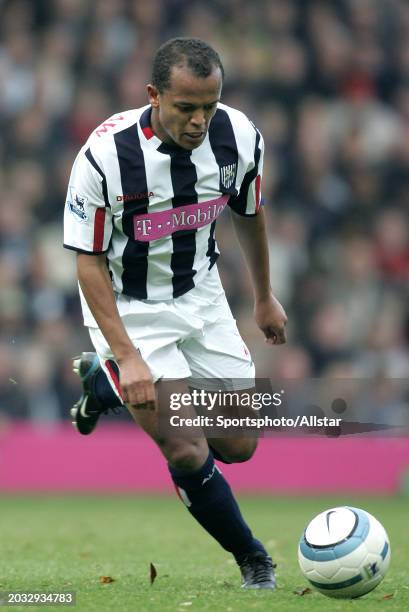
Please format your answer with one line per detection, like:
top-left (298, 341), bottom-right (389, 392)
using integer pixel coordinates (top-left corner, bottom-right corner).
top-left (117, 192), bottom-right (154, 202)
top-left (220, 163), bottom-right (237, 189)
top-left (201, 464), bottom-right (221, 485)
top-left (67, 187), bottom-right (88, 222)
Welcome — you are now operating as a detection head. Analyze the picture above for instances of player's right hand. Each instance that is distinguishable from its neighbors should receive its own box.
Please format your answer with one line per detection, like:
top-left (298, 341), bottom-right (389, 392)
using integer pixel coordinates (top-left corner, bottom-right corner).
top-left (117, 351), bottom-right (156, 410)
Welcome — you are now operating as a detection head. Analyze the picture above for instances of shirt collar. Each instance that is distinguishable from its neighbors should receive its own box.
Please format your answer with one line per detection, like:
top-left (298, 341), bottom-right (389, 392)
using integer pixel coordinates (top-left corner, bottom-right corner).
top-left (139, 106), bottom-right (192, 155)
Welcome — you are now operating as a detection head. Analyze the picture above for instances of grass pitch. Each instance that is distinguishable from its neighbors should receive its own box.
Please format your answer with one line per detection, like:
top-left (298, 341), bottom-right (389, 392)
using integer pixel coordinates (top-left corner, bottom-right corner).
top-left (0, 495), bottom-right (408, 611)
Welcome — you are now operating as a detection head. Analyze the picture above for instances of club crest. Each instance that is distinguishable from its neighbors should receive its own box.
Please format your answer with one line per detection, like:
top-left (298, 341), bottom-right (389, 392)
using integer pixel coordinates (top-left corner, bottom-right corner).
top-left (220, 163), bottom-right (237, 190)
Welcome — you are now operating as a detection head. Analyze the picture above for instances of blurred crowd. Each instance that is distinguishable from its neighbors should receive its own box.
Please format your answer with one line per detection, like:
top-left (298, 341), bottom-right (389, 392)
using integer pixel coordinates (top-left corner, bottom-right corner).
top-left (0, 0), bottom-right (408, 424)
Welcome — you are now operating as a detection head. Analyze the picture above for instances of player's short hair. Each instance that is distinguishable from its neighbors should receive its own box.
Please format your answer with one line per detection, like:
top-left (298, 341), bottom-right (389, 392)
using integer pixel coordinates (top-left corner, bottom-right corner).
top-left (152, 37), bottom-right (224, 92)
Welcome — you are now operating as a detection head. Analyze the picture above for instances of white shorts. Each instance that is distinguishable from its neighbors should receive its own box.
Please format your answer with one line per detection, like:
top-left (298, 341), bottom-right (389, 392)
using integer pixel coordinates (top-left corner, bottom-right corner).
top-left (88, 266), bottom-right (255, 398)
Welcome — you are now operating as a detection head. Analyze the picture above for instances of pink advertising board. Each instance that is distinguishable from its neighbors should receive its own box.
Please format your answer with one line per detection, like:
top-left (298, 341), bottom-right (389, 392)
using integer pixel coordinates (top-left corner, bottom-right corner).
top-left (0, 423), bottom-right (408, 493)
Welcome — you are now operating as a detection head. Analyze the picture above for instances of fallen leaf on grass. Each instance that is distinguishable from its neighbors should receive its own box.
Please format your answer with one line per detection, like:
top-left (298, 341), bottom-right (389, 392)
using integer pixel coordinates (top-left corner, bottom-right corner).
top-left (293, 587), bottom-right (312, 596)
top-left (99, 576), bottom-right (115, 584)
top-left (150, 562), bottom-right (157, 585)
top-left (382, 593), bottom-right (394, 599)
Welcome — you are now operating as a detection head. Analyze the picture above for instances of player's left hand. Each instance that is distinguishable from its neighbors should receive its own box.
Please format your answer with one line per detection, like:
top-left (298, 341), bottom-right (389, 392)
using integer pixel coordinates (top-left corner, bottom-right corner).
top-left (254, 294), bottom-right (288, 345)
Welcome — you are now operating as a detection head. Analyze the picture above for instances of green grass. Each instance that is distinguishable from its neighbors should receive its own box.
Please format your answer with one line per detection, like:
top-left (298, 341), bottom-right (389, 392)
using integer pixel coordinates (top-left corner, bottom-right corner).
top-left (0, 495), bottom-right (408, 611)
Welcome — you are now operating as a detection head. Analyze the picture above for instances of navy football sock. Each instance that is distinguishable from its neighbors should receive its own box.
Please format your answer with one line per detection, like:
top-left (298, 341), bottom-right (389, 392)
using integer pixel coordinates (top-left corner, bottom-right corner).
top-left (92, 366), bottom-right (122, 408)
top-left (169, 451), bottom-right (266, 562)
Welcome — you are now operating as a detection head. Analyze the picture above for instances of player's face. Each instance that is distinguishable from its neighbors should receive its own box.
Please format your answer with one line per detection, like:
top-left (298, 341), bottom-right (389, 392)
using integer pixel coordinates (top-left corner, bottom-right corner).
top-left (147, 64), bottom-right (222, 150)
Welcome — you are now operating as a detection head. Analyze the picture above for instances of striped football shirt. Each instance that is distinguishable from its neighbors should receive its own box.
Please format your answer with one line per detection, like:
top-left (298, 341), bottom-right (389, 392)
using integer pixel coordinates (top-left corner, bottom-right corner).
top-left (64, 102), bottom-right (264, 305)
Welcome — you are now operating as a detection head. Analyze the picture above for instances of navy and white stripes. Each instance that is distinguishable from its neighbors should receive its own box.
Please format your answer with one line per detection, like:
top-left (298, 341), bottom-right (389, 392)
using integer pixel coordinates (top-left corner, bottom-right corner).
top-left (64, 103), bottom-right (264, 302)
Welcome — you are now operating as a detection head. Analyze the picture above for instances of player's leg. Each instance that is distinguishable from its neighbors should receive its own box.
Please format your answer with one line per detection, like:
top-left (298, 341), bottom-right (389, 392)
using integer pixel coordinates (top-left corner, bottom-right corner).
top-left (151, 381), bottom-right (268, 570)
top-left (170, 400), bottom-right (275, 589)
top-left (169, 393), bottom-right (275, 588)
top-left (173, 393), bottom-right (274, 589)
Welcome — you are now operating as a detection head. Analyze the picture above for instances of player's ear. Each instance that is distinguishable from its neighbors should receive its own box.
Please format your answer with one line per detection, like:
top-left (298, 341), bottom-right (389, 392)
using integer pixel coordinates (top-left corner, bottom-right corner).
top-left (147, 84), bottom-right (160, 108)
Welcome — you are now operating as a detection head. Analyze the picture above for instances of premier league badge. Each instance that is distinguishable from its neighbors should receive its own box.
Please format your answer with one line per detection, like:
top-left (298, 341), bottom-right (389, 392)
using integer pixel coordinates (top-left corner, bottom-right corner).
top-left (67, 187), bottom-right (88, 222)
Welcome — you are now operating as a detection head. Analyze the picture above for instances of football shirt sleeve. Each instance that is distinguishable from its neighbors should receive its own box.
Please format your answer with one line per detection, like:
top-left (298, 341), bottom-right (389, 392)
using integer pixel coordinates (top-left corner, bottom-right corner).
top-left (228, 128), bottom-right (264, 217)
top-left (63, 147), bottom-right (113, 254)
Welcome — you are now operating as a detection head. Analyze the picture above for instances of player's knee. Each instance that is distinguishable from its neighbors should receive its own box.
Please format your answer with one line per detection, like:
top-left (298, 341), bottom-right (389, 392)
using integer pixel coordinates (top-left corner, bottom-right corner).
top-left (221, 439), bottom-right (257, 463)
top-left (165, 441), bottom-right (207, 471)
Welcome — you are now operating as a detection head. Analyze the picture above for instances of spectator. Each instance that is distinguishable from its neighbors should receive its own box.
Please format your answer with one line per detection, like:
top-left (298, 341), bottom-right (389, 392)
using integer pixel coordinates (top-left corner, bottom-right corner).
top-left (0, 0), bottom-right (407, 422)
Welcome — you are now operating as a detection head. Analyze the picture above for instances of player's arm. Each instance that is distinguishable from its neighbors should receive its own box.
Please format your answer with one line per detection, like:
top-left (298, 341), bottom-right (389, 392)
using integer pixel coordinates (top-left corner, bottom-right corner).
top-left (231, 208), bottom-right (287, 345)
top-left (227, 123), bottom-right (287, 345)
top-left (64, 148), bottom-right (154, 407)
top-left (76, 253), bottom-right (155, 406)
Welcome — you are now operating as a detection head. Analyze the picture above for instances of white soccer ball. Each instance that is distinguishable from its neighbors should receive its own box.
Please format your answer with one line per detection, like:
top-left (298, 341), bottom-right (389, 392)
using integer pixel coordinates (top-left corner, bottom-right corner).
top-left (298, 506), bottom-right (391, 598)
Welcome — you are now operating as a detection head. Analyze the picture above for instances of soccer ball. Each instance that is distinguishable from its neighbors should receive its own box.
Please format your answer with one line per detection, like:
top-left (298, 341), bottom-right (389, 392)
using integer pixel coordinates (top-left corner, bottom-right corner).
top-left (298, 506), bottom-right (391, 598)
